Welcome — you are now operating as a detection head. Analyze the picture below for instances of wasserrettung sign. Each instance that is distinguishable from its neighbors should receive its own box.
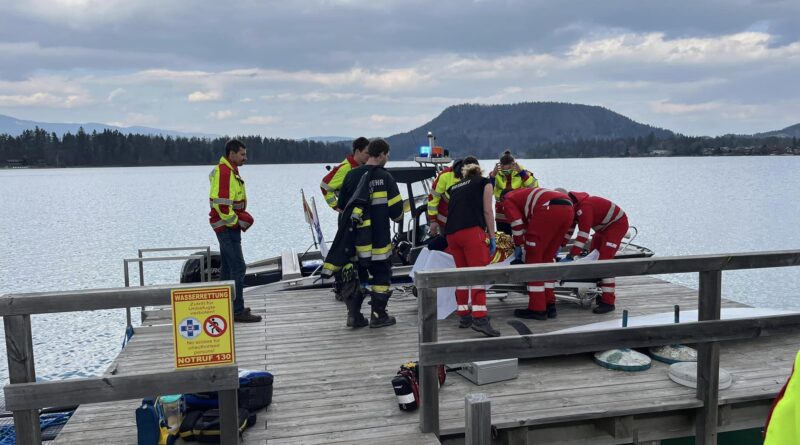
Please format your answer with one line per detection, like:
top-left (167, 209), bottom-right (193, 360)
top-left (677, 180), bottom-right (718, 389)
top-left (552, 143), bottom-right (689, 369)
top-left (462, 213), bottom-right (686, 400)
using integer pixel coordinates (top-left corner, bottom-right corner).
top-left (171, 285), bottom-right (236, 369)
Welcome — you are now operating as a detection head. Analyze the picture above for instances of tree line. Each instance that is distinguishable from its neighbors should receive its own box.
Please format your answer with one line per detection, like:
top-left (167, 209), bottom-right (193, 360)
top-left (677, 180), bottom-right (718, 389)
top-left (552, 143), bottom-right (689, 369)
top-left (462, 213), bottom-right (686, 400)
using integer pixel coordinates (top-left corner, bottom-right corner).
top-left (523, 133), bottom-right (799, 159)
top-left (0, 127), bottom-right (350, 167)
top-left (2, 127), bottom-right (798, 168)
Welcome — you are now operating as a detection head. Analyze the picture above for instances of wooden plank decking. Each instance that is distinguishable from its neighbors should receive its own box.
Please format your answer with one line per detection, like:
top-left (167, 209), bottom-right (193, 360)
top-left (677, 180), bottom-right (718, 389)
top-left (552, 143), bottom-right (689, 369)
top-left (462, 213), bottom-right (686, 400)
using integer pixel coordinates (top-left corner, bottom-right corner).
top-left (51, 276), bottom-right (797, 444)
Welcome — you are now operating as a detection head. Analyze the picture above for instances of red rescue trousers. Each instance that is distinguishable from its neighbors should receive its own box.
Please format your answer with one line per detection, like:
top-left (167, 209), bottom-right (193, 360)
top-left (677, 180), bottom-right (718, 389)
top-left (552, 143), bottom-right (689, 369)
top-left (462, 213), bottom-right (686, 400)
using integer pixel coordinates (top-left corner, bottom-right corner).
top-left (525, 204), bottom-right (574, 312)
top-left (446, 226), bottom-right (490, 318)
top-left (592, 214), bottom-right (629, 305)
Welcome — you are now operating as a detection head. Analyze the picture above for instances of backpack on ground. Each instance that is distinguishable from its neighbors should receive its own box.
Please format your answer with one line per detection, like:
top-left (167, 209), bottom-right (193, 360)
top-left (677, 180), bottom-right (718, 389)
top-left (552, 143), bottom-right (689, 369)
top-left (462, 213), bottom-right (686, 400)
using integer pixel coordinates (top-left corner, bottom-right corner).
top-left (135, 397), bottom-right (169, 445)
top-left (184, 370), bottom-right (274, 411)
top-left (391, 361), bottom-right (446, 412)
top-left (169, 407), bottom-right (255, 444)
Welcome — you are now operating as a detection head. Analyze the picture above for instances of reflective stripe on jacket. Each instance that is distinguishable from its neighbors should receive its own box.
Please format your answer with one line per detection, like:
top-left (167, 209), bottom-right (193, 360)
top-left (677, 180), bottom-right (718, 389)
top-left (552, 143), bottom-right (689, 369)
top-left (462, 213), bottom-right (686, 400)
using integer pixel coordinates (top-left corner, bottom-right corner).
top-left (564, 192), bottom-right (625, 257)
top-left (209, 156), bottom-right (254, 233)
top-left (320, 154), bottom-right (359, 209)
top-left (426, 168), bottom-right (459, 227)
top-left (502, 187), bottom-right (571, 246)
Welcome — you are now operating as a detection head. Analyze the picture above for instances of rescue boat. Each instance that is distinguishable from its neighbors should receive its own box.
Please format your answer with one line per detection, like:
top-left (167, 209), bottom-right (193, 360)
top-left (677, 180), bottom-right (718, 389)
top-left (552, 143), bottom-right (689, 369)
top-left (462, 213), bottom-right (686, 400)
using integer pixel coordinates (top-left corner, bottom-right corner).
top-left (178, 133), bottom-right (655, 296)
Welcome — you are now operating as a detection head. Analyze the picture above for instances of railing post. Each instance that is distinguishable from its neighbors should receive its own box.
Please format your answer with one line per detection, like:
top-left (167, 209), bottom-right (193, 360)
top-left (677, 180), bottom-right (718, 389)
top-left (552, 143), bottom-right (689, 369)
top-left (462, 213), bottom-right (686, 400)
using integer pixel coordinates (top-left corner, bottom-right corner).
top-left (218, 388), bottom-right (240, 444)
top-left (465, 393), bottom-right (491, 445)
top-left (696, 270), bottom-right (722, 445)
top-left (137, 251), bottom-right (146, 317)
top-left (123, 260), bottom-right (132, 329)
top-left (418, 286), bottom-right (439, 434)
top-left (138, 249), bottom-right (145, 286)
top-left (4, 315), bottom-right (42, 444)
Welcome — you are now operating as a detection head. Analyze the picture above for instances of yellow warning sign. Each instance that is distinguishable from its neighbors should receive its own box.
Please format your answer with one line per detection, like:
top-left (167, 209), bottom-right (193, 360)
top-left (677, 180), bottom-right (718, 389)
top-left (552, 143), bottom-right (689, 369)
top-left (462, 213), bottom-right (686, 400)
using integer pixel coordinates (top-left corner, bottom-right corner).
top-left (171, 286), bottom-right (235, 369)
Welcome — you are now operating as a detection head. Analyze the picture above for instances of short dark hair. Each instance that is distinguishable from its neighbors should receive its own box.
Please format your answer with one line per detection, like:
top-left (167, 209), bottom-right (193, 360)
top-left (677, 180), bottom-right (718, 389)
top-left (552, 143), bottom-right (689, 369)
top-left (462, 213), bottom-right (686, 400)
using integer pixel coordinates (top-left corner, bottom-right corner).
top-left (352, 137), bottom-right (370, 153)
top-left (225, 139), bottom-right (246, 157)
top-left (499, 150), bottom-right (514, 165)
top-left (367, 138), bottom-right (390, 157)
top-left (453, 156), bottom-right (479, 179)
top-left (463, 155), bottom-right (479, 165)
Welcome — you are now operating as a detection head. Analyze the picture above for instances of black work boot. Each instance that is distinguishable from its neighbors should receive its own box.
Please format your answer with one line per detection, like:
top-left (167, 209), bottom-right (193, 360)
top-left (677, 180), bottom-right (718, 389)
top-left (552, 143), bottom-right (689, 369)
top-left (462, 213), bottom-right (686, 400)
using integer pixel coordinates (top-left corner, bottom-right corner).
top-left (458, 314), bottom-right (473, 328)
top-left (546, 303), bottom-right (558, 319)
top-left (346, 287), bottom-right (369, 328)
top-left (369, 291), bottom-right (396, 328)
top-left (514, 308), bottom-right (547, 320)
top-left (347, 312), bottom-right (369, 328)
top-left (234, 311), bottom-right (262, 323)
top-left (593, 302), bottom-right (615, 314)
top-left (471, 316), bottom-right (501, 337)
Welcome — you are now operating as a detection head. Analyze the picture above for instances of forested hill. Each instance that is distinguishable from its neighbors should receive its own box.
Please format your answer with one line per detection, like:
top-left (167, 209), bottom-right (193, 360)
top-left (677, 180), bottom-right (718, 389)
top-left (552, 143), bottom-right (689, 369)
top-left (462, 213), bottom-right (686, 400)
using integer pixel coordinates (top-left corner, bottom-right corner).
top-left (2, 103), bottom-right (798, 167)
top-left (754, 123), bottom-right (800, 139)
top-left (386, 102), bottom-right (674, 159)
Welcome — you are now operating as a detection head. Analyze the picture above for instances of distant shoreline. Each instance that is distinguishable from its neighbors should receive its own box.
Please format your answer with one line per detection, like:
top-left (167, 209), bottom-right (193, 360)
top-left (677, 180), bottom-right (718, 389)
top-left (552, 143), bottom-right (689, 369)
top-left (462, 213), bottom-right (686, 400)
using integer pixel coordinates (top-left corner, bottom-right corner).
top-left (4, 152), bottom-right (799, 171)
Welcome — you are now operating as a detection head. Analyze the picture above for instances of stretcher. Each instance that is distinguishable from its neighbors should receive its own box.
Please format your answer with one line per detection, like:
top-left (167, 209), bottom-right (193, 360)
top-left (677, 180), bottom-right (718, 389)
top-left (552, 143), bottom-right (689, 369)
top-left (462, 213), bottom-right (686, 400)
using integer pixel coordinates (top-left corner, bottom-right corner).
top-left (486, 226), bottom-right (645, 307)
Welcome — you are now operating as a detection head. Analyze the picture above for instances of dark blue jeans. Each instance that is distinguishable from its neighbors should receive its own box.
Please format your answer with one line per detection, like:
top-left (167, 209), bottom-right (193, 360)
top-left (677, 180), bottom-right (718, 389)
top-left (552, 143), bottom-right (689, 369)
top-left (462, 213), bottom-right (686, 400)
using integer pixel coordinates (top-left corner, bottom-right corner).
top-left (217, 228), bottom-right (246, 315)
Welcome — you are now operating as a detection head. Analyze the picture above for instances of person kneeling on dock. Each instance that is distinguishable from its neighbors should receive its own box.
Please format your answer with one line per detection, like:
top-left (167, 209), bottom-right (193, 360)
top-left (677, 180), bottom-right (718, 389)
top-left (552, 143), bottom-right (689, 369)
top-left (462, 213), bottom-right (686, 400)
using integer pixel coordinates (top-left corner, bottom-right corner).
top-left (557, 189), bottom-right (629, 315)
top-left (503, 187), bottom-right (574, 320)
top-left (444, 160), bottom-right (501, 337)
top-left (321, 139), bottom-right (404, 328)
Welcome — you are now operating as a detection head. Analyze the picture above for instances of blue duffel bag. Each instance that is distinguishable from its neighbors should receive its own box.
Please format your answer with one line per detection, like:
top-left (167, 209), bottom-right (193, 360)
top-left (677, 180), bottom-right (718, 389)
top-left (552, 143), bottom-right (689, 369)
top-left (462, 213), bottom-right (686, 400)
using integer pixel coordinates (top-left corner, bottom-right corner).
top-left (184, 370), bottom-right (273, 411)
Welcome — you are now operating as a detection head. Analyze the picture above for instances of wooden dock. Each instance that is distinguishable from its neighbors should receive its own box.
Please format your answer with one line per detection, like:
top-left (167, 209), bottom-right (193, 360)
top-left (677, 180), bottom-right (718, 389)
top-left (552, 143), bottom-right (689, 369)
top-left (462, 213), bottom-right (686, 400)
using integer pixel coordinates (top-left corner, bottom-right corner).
top-left (49, 275), bottom-right (797, 444)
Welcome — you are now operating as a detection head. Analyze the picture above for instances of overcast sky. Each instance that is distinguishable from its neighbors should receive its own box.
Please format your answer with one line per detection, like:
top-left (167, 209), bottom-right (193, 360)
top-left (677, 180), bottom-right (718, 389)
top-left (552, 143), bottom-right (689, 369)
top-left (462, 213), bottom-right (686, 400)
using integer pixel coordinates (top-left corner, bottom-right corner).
top-left (0, 0), bottom-right (798, 138)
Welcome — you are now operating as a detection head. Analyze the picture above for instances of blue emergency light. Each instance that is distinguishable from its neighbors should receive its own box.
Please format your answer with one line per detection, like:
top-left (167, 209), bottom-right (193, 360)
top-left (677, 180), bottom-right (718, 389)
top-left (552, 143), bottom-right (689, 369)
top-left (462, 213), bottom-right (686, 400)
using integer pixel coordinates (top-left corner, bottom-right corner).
top-left (419, 146), bottom-right (431, 156)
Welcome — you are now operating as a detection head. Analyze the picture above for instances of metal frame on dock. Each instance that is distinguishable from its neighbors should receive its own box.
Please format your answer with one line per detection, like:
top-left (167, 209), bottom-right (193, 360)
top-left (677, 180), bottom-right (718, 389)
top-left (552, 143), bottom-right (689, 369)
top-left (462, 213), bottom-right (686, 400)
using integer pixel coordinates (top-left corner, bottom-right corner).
top-left (136, 246), bottom-right (213, 284)
top-left (0, 282), bottom-right (242, 445)
top-left (414, 250), bottom-right (800, 444)
top-left (122, 245), bottom-right (211, 329)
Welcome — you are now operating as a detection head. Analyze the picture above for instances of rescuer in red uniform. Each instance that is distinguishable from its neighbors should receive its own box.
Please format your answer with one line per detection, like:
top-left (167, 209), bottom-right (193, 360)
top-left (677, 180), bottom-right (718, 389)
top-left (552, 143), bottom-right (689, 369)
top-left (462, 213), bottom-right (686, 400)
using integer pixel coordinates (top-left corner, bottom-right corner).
top-left (558, 189), bottom-right (629, 314)
top-left (503, 187), bottom-right (574, 320)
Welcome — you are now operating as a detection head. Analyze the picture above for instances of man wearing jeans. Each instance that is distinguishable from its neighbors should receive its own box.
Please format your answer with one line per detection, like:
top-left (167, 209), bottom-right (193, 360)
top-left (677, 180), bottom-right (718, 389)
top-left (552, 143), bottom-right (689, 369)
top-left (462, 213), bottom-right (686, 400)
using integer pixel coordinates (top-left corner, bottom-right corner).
top-left (209, 139), bottom-right (262, 323)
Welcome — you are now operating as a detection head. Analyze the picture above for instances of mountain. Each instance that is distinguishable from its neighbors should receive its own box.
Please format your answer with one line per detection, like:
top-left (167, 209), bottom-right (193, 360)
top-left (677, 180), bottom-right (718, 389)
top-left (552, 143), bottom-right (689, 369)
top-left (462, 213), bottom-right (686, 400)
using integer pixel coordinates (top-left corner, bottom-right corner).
top-left (385, 102), bottom-right (674, 159)
top-left (753, 123), bottom-right (800, 139)
top-left (0, 114), bottom-right (217, 138)
top-left (301, 136), bottom-right (354, 143)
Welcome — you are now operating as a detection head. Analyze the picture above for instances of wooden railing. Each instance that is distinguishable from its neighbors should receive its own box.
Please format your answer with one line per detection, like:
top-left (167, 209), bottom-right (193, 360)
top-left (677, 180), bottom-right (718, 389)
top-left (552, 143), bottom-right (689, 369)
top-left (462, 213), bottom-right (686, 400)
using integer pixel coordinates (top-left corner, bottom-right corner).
top-left (414, 250), bottom-right (800, 445)
top-left (0, 282), bottom-right (241, 444)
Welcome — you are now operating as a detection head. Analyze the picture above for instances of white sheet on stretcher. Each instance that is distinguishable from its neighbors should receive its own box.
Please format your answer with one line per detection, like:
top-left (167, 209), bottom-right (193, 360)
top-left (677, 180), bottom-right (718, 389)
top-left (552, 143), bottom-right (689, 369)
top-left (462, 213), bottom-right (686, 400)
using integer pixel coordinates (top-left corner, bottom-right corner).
top-left (410, 248), bottom-right (513, 320)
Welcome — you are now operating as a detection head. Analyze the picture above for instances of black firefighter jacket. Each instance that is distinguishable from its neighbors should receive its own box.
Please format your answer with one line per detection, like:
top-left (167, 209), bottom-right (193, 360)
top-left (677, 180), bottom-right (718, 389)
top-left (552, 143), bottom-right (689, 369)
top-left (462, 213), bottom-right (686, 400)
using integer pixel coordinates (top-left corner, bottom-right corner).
top-left (321, 165), bottom-right (404, 277)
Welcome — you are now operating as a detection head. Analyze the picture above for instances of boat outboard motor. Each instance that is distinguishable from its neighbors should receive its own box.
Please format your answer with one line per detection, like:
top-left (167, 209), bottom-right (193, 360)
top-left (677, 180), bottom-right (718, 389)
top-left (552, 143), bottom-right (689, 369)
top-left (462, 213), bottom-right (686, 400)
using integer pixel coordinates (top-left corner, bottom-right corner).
top-left (180, 251), bottom-right (222, 283)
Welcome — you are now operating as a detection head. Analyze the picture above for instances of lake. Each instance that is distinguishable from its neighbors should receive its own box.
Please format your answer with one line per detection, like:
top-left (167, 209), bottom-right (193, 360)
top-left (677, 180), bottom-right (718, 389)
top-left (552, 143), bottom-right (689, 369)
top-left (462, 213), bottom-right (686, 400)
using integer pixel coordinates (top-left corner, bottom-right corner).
top-left (1, 156), bottom-right (799, 388)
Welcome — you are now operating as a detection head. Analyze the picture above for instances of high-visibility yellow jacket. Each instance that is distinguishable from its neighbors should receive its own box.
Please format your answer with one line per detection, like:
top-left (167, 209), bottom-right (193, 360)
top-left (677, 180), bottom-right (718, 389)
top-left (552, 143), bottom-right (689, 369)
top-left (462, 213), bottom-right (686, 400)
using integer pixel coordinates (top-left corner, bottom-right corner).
top-left (764, 350), bottom-right (800, 444)
top-left (209, 156), bottom-right (253, 233)
top-left (426, 168), bottom-right (460, 227)
top-left (320, 154), bottom-right (359, 209)
top-left (490, 166), bottom-right (538, 222)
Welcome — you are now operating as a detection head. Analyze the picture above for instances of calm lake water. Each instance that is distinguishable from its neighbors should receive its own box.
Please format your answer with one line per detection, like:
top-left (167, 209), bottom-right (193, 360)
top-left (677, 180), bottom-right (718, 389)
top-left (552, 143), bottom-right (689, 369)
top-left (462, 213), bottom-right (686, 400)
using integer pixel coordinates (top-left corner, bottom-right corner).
top-left (1, 156), bottom-right (800, 388)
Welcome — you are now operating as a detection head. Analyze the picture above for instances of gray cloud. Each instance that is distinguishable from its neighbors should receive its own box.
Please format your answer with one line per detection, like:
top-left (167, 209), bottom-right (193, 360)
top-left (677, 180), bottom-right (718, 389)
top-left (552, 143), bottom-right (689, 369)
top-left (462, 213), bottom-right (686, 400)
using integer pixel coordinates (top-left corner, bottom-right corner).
top-left (0, 0), bottom-right (798, 137)
top-left (3, 0), bottom-right (799, 72)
